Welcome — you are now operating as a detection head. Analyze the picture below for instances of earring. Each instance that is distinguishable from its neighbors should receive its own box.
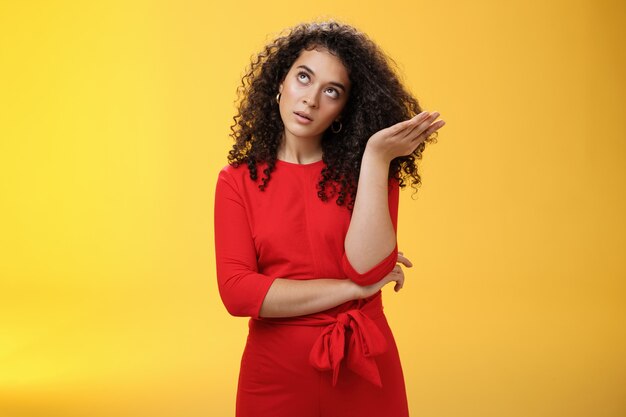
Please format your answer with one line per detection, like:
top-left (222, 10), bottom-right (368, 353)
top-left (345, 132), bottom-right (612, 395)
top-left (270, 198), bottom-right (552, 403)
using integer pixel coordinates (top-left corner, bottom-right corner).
top-left (331, 120), bottom-right (343, 133)
top-left (276, 92), bottom-right (281, 104)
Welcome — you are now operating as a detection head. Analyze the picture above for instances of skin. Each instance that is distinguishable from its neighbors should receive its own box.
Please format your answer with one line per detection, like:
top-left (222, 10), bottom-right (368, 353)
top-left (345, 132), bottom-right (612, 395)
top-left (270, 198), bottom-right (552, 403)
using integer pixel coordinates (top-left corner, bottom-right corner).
top-left (259, 48), bottom-right (446, 318)
top-left (276, 48), bottom-right (350, 163)
top-left (345, 111), bottom-right (445, 273)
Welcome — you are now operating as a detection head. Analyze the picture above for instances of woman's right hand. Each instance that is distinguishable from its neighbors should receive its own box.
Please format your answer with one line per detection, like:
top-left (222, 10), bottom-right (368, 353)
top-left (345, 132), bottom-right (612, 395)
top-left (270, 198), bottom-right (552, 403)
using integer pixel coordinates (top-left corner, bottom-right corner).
top-left (354, 251), bottom-right (413, 299)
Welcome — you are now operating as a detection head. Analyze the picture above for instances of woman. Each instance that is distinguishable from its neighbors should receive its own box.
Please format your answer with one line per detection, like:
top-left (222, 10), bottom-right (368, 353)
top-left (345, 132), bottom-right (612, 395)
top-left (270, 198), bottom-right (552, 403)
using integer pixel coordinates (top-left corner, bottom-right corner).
top-left (214, 20), bottom-right (444, 417)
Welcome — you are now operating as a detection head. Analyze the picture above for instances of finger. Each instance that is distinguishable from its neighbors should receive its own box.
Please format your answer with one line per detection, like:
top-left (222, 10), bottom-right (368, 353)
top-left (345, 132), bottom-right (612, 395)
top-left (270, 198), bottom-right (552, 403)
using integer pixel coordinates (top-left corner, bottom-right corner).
top-left (392, 112), bottom-right (430, 139)
top-left (397, 254), bottom-right (413, 267)
top-left (401, 112), bottom-right (431, 139)
top-left (397, 258), bottom-right (412, 268)
top-left (420, 120), bottom-right (446, 141)
top-left (412, 111), bottom-right (430, 124)
top-left (414, 112), bottom-right (441, 139)
top-left (385, 267), bottom-right (400, 281)
top-left (394, 271), bottom-right (405, 292)
top-left (406, 112), bottom-right (440, 140)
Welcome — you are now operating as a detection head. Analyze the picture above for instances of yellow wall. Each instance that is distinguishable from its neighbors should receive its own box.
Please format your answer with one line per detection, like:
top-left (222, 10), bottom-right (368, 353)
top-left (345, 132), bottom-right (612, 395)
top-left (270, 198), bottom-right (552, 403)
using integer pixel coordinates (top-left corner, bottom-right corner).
top-left (1, 0), bottom-right (624, 416)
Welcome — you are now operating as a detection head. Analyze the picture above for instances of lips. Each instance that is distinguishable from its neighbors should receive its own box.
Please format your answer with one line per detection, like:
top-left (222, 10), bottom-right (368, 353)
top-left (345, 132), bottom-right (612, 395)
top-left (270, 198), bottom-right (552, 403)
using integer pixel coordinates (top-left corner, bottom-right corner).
top-left (294, 111), bottom-right (313, 121)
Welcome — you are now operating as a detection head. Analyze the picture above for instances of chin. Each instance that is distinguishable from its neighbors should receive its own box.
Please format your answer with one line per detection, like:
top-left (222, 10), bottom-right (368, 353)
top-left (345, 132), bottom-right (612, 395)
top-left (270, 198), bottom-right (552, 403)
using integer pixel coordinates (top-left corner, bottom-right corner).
top-left (286, 126), bottom-right (323, 140)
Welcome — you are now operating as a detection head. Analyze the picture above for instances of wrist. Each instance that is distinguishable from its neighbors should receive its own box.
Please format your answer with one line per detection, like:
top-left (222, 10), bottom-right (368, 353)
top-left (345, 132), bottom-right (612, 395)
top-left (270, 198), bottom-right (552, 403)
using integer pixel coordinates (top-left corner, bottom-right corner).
top-left (363, 145), bottom-right (393, 166)
top-left (344, 279), bottom-right (364, 300)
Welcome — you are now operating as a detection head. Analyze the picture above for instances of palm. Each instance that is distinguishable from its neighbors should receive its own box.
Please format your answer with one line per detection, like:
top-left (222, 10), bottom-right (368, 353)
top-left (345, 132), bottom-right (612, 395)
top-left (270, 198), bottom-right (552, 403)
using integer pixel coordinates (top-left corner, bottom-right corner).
top-left (367, 111), bottom-right (445, 160)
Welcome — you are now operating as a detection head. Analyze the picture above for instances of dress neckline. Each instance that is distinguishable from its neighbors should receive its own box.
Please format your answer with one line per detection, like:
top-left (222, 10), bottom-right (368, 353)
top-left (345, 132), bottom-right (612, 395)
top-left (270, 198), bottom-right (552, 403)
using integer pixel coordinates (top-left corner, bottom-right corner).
top-left (275, 158), bottom-right (324, 168)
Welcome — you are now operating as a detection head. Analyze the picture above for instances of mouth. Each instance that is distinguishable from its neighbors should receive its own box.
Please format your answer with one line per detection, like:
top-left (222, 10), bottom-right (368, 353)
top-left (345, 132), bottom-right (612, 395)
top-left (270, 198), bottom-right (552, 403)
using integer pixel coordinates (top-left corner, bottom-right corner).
top-left (294, 111), bottom-right (313, 121)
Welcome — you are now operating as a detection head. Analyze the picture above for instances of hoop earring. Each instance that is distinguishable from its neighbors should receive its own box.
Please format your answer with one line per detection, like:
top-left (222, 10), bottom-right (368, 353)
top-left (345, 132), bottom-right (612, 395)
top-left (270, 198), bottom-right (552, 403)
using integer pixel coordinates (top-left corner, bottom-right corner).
top-left (276, 92), bottom-right (281, 104)
top-left (331, 120), bottom-right (342, 134)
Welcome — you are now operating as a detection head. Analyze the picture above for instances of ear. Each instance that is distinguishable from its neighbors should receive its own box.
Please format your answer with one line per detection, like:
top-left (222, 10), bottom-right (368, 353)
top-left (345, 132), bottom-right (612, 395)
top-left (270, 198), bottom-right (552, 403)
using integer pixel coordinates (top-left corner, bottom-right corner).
top-left (278, 83), bottom-right (283, 93)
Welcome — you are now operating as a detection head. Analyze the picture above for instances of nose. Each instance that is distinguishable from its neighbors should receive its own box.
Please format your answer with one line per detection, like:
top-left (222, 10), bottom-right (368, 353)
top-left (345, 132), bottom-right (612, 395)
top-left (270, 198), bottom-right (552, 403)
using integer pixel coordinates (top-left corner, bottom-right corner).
top-left (303, 92), bottom-right (318, 108)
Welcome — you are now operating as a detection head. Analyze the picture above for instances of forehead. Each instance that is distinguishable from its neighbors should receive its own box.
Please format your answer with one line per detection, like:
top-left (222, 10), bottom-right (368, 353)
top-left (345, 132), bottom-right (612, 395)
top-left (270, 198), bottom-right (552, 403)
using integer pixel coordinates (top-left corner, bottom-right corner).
top-left (289, 48), bottom-right (350, 85)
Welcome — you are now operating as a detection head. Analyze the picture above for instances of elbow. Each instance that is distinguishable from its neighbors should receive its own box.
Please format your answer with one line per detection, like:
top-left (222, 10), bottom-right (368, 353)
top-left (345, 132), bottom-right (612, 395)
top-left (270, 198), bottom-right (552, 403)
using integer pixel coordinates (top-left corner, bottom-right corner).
top-left (341, 244), bottom-right (398, 286)
top-left (224, 304), bottom-right (248, 318)
top-left (217, 279), bottom-right (253, 318)
top-left (216, 270), bottom-right (275, 319)
top-left (219, 291), bottom-right (250, 318)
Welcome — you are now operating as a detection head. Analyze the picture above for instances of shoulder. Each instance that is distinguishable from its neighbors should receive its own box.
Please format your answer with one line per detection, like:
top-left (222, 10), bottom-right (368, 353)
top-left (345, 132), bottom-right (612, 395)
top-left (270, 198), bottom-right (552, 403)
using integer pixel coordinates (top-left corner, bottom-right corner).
top-left (218, 162), bottom-right (250, 182)
top-left (218, 160), bottom-right (272, 176)
top-left (215, 163), bottom-right (245, 192)
top-left (215, 164), bottom-right (254, 205)
top-left (217, 160), bottom-right (273, 190)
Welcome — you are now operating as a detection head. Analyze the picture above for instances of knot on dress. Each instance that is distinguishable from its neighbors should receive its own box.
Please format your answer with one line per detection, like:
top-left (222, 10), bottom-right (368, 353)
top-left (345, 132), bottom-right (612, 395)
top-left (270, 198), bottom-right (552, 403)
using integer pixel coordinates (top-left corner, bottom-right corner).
top-left (308, 309), bottom-right (388, 387)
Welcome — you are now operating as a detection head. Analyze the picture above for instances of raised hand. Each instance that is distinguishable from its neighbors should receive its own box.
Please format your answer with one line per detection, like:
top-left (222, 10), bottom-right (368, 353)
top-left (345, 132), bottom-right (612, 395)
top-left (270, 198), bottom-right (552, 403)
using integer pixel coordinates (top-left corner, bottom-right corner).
top-left (365, 111), bottom-right (445, 163)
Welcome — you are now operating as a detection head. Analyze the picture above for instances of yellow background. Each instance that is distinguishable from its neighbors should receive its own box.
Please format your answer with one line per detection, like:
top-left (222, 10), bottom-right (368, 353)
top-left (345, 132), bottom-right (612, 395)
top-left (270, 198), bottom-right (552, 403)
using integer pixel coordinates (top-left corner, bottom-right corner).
top-left (1, 0), bottom-right (624, 416)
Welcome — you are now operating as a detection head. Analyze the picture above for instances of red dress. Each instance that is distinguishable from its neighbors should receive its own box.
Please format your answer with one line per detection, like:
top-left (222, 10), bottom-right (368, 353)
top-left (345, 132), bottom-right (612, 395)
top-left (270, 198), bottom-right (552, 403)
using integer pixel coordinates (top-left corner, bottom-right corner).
top-left (214, 158), bottom-right (409, 417)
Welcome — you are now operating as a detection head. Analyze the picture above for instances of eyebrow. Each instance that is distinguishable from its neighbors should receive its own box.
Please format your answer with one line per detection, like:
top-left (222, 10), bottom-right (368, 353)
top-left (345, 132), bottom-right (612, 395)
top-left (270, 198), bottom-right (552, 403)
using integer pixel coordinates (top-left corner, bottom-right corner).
top-left (296, 65), bottom-right (347, 92)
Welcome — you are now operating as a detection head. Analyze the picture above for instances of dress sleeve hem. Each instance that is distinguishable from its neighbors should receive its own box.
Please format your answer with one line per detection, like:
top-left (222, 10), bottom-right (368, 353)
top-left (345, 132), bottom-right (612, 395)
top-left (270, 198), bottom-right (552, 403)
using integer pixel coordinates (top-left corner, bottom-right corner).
top-left (251, 275), bottom-right (279, 320)
top-left (341, 244), bottom-right (398, 286)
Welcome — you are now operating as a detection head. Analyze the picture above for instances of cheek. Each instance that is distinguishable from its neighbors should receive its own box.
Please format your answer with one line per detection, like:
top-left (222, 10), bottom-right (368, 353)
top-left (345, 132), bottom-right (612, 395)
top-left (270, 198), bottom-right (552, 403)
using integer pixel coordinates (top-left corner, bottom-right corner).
top-left (284, 81), bottom-right (303, 98)
top-left (323, 101), bottom-right (346, 119)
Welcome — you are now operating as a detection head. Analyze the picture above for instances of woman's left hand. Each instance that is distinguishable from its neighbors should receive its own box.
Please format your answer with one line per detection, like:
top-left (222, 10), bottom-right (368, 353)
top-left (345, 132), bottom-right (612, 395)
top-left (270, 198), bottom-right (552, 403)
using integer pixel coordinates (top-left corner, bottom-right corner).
top-left (365, 111), bottom-right (445, 162)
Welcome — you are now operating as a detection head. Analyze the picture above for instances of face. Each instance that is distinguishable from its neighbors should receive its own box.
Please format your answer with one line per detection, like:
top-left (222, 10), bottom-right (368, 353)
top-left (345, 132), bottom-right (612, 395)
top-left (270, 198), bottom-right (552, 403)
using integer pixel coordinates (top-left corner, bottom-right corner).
top-left (278, 48), bottom-right (351, 142)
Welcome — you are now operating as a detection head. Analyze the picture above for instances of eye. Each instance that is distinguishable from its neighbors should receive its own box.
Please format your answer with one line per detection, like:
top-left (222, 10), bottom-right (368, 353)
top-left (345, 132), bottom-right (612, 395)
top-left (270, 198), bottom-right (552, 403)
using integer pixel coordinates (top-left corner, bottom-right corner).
top-left (297, 72), bottom-right (310, 83)
top-left (324, 87), bottom-right (339, 99)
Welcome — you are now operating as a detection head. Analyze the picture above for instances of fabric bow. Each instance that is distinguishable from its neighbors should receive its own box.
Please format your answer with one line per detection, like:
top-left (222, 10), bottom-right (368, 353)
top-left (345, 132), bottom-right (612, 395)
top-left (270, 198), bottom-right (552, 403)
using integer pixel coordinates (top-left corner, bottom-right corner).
top-left (308, 309), bottom-right (388, 387)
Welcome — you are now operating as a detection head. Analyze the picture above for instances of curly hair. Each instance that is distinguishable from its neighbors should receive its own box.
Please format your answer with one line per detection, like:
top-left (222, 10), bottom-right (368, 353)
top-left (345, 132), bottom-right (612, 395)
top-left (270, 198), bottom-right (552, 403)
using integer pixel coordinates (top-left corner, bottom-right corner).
top-left (228, 20), bottom-right (437, 210)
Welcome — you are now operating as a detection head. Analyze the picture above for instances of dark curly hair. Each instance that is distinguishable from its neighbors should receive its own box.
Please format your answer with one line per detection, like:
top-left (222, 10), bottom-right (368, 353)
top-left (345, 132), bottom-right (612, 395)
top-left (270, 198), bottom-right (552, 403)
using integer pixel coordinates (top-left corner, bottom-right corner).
top-left (228, 20), bottom-right (437, 210)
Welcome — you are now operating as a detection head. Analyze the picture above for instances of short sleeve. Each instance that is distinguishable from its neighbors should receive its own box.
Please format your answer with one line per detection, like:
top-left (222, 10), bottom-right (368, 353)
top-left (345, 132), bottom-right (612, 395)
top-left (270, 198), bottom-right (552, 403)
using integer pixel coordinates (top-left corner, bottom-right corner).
top-left (214, 168), bottom-right (277, 318)
top-left (341, 178), bottom-right (400, 286)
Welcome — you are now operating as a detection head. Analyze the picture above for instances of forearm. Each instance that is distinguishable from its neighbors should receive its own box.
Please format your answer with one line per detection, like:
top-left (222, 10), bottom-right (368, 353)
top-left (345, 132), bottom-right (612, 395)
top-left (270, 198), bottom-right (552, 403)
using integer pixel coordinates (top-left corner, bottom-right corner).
top-left (259, 278), bottom-right (360, 318)
top-left (344, 147), bottom-right (396, 273)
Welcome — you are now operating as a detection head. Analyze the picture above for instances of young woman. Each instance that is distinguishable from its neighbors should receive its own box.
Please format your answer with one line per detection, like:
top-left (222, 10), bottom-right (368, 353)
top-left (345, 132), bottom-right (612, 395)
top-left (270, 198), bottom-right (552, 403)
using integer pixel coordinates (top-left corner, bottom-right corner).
top-left (214, 20), bottom-right (444, 417)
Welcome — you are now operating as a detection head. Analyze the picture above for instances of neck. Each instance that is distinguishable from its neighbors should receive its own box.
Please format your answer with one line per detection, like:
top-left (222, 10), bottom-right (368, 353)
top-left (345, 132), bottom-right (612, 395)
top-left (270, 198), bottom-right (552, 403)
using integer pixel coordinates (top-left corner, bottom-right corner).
top-left (276, 132), bottom-right (323, 164)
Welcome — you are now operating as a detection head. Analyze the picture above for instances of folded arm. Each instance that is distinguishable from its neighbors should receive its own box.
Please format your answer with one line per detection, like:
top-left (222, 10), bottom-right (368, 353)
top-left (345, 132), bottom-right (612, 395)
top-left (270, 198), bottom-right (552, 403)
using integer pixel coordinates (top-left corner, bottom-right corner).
top-left (215, 169), bottom-right (362, 319)
top-left (215, 167), bottom-right (402, 319)
top-left (258, 278), bottom-right (359, 318)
